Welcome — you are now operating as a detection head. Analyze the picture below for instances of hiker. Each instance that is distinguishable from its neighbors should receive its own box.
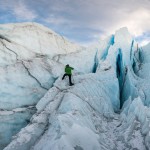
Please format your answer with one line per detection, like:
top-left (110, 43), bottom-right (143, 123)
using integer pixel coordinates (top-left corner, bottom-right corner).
top-left (62, 64), bottom-right (74, 86)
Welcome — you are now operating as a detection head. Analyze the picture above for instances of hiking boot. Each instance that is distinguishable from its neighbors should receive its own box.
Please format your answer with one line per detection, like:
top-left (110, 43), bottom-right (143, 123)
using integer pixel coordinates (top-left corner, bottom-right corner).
top-left (70, 83), bottom-right (74, 86)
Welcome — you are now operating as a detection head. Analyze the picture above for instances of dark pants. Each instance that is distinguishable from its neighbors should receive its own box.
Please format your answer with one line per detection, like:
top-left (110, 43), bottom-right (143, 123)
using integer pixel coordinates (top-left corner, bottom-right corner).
top-left (62, 73), bottom-right (73, 85)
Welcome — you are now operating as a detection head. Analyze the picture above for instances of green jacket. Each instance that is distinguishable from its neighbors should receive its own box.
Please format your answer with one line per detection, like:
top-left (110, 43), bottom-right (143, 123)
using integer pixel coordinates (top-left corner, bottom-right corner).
top-left (65, 66), bottom-right (74, 75)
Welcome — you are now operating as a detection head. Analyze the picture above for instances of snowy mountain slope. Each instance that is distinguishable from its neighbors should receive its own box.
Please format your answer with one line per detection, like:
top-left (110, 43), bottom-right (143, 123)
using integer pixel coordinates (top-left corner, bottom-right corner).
top-left (3, 26), bottom-right (150, 150)
top-left (0, 23), bottom-right (97, 149)
top-left (0, 22), bottom-right (82, 58)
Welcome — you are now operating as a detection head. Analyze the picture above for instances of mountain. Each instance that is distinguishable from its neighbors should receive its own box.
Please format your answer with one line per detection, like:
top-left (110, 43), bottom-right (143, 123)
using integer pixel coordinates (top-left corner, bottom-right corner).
top-left (0, 23), bottom-right (150, 150)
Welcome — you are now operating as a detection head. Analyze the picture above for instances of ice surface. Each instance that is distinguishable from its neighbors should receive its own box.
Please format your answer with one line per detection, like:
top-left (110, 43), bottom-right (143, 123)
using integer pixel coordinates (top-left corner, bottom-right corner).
top-left (0, 106), bottom-right (36, 149)
top-left (4, 68), bottom-right (120, 150)
top-left (1, 23), bottom-right (150, 150)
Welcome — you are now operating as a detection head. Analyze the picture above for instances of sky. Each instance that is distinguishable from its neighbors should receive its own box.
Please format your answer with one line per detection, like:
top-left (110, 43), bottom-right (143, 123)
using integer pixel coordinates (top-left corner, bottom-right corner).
top-left (0, 0), bottom-right (149, 46)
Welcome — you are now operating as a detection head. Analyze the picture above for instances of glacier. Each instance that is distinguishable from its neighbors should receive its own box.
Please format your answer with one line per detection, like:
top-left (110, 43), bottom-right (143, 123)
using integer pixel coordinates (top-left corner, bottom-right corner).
top-left (0, 23), bottom-right (150, 150)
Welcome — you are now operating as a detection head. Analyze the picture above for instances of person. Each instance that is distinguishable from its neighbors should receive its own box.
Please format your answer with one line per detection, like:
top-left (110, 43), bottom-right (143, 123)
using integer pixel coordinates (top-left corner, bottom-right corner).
top-left (62, 64), bottom-right (74, 86)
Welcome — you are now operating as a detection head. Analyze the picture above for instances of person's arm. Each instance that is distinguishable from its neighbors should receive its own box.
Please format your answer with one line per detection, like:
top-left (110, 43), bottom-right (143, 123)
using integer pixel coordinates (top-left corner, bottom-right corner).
top-left (70, 67), bottom-right (74, 70)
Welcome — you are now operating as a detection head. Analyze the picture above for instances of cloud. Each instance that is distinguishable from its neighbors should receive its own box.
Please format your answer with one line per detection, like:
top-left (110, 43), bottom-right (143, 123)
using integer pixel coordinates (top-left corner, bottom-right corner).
top-left (102, 8), bottom-right (150, 36)
top-left (0, 0), bottom-right (37, 21)
top-left (0, 0), bottom-right (149, 45)
top-left (13, 1), bottom-right (37, 20)
top-left (39, 0), bottom-right (150, 45)
top-left (135, 32), bottom-right (150, 46)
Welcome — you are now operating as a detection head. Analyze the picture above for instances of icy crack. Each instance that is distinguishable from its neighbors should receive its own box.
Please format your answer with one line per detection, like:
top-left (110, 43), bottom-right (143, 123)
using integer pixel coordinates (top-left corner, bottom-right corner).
top-left (130, 40), bottom-right (134, 60)
top-left (133, 48), bottom-right (144, 75)
top-left (101, 35), bottom-right (115, 61)
top-left (92, 50), bottom-right (98, 73)
top-left (0, 34), bottom-right (11, 43)
top-left (69, 90), bottom-right (106, 116)
top-left (0, 39), bottom-right (18, 60)
top-left (21, 61), bottom-right (48, 90)
top-left (0, 39), bottom-right (48, 91)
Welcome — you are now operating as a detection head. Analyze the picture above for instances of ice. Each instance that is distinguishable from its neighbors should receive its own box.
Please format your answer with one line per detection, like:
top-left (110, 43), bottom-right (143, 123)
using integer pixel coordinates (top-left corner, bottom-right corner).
top-left (0, 107), bottom-right (36, 150)
top-left (1, 23), bottom-right (150, 150)
top-left (54, 48), bottom-right (97, 74)
top-left (36, 87), bottom-right (60, 113)
top-left (119, 97), bottom-right (150, 149)
top-left (4, 67), bottom-right (120, 150)
top-left (0, 63), bottom-right (47, 110)
top-left (0, 22), bottom-right (82, 58)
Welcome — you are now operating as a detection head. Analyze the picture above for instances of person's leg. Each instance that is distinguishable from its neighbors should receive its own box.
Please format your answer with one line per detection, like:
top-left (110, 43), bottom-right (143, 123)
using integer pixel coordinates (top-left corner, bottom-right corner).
top-left (62, 73), bottom-right (67, 80)
top-left (69, 74), bottom-right (74, 85)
